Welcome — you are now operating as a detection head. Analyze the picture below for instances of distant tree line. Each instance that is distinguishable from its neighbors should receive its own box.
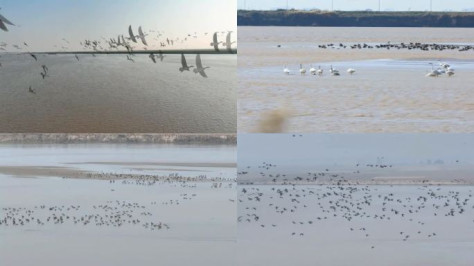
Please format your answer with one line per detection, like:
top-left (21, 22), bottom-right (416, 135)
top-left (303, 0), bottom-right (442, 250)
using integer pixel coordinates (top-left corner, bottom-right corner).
top-left (237, 10), bottom-right (474, 27)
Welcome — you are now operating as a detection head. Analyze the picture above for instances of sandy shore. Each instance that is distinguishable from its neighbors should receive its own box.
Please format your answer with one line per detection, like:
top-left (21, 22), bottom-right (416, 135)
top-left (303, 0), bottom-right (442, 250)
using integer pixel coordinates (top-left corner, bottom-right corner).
top-left (0, 133), bottom-right (237, 145)
top-left (0, 166), bottom-right (90, 179)
top-left (66, 161), bottom-right (237, 168)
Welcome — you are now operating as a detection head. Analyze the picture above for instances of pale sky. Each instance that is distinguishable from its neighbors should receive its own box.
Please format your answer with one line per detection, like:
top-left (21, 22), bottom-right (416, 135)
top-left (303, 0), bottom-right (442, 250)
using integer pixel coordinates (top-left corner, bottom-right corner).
top-left (0, 0), bottom-right (236, 52)
top-left (238, 134), bottom-right (474, 168)
top-left (238, 0), bottom-right (474, 12)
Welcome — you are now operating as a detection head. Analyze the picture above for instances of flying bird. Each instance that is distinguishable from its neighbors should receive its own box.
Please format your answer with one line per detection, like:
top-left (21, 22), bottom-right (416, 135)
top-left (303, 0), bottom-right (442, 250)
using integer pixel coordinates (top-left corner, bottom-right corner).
top-left (179, 53), bottom-right (193, 72)
top-left (128, 25), bottom-right (137, 43)
top-left (157, 51), bottom-right (165, 62)
top-left (138, 26), bottom-right (147, 46)
top-left (210, 32), bottom-right (220, 52)
top-left (149, 53), bottom-right (156, 63)
top-left (225, 31), bottom-right (235, 52)
top-left (193, 54), bottom-right (210, 78)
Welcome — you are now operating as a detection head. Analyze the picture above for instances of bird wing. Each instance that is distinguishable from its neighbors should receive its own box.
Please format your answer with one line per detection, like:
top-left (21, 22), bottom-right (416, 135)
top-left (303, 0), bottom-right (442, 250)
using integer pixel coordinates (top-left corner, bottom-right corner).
top-left (199, 70), bottom-right (208, 78)
top-left (181, 54), bottom-right (188, 67)
top-left (213, 32), bottom-right (219, 51)
top-left (138, 26), bottom-right (147, 46)
top-left (0, 20), bottom-right (8, 31)
top-left (0, 14), bottom-right (14, 25)
top-left (128, 25), bottom-right (137, 43)
top-left (140, 35), bottom-right (148, 46)
top-left (195, 54), bottom-right (203, 69)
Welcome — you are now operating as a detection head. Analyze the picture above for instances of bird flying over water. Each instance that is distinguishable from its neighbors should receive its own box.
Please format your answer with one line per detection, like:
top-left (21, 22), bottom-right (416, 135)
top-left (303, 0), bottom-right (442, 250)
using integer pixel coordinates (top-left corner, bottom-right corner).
top-left (157, 51), bottom-right (165, 62)
top-left (149, 53), bottom-right (156, 63)
top-left (193, 54), bottom-right (210, 78)
top-left (179, 53), bottom-right (193, 72)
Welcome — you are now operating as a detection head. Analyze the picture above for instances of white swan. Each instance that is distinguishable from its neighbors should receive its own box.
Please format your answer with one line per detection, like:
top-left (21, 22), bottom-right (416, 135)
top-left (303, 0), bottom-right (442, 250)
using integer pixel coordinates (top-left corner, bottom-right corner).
top-left (439, 60), bottom-right (450, 69)
top-left (426, 63), bottom-right (442, 77)
top-left (283, 66), bottom-right (290, 75)
top-left (299, 64), bottom-right (306, 75)
top-left (347, 68), bottom-right (356, 75)
top-left (317, 66), bottom-right (323, 76)
top-left (446, 69), bottom-right (455, 77)
top-left (309, 65), bottom-right (316, 75)
top-left (330, 65), bottom-right (340, 76)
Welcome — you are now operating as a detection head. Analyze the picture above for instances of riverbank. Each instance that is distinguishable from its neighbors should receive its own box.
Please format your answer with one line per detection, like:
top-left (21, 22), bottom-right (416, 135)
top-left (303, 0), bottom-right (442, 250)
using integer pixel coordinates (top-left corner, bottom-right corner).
top-left (238, 10), bottom-right (474, 27)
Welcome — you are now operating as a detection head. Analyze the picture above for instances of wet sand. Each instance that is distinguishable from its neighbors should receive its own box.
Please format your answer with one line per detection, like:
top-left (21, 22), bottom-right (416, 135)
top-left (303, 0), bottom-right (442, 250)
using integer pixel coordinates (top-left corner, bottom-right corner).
top-left (0, 166), bottom-right (90, 179)
top-left (238, 27), bottom-right (474, 133)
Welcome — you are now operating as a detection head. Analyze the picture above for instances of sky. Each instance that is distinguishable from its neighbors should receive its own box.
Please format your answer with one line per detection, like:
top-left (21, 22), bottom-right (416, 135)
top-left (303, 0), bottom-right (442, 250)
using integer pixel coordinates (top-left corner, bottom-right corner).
top-left (238, 0), bottom-right (474, 12)
top-left (238, 134), bottom-right (474, 168)
top-left (0, 0), bottom-right (236, 52)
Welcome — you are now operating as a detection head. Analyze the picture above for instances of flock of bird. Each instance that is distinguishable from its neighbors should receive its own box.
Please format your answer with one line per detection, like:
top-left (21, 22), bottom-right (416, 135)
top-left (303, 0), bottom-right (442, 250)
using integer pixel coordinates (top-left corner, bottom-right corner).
top-left (238, 155), bottom-right (473, 249)
top-left (1, 201), bottom-right (170, 231)
top-left (283, 60), bottom-right (457, 77)
top-left (78, 171), bottom-right (235, 185)
top-left (0, 171), bottom-right (235, 230)
top-left (426, 61), bottom-right (455, 77)
top-left (283, 64), bottom-right (356, 76)
top-left (312, 42), bottom-right (474, 52)
top-left (1, 9), bottom-right (236, 94)
top-left (0, 24), bottom-right (230, 94)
